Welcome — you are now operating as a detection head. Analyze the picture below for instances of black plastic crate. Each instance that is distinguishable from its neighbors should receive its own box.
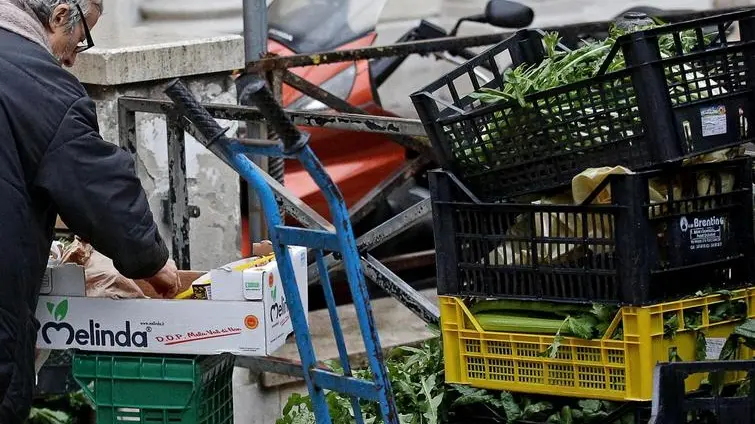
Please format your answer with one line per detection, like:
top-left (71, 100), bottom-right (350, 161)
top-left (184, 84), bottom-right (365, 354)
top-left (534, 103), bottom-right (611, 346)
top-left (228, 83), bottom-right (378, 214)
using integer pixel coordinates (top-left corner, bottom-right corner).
top-left (429, 158), bottom-right (755, 304)
top-left (444, 361), bottom-right (755, 424)
top-left (649, 360), bottom-right (755, 424)
top-left (412, 10), bottom-right (755, 201)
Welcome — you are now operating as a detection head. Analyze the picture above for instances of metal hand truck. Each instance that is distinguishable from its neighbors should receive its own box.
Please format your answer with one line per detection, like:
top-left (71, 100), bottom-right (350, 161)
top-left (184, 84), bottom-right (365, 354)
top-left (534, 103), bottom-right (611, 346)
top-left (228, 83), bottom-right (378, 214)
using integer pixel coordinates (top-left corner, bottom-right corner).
top-left (164, 77), bottom-right (399, 424)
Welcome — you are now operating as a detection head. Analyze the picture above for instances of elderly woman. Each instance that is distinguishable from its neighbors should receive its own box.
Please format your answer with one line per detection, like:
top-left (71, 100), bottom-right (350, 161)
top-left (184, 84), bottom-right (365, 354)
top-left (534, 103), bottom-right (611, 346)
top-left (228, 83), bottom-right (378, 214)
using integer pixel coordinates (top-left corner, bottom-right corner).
top-left (0, 1), bottom-right (180, 421)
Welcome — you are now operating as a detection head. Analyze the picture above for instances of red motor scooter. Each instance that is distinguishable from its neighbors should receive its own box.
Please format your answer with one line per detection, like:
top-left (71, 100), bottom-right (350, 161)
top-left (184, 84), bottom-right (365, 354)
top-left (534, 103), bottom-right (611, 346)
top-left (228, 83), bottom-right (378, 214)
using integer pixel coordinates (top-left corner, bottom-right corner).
top-left (240, 0), bottom-right (537, 259)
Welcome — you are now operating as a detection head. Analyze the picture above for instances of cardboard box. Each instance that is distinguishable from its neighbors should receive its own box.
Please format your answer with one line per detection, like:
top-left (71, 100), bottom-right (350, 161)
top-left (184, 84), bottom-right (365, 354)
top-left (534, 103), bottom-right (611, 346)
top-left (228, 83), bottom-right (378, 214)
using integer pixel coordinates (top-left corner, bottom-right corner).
top-left (210, 246), bottom-right (308, 302)
top-left (40, 264), bottom-right (86, 296)
top-left (36, 248), bottom-right (309, 356)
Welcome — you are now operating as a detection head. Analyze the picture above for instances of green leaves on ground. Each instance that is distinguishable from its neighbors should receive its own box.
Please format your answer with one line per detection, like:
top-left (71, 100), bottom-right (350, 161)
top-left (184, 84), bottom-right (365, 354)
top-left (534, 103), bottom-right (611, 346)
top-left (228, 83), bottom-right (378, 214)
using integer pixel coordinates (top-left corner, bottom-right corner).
top-left (277, 335), bottom-right (635, 424)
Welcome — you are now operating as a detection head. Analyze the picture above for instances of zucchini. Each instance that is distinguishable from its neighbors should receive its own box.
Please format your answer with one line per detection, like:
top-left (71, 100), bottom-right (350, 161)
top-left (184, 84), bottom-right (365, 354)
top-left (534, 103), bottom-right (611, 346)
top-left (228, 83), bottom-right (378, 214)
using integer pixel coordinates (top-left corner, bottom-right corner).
top-left (475, 313), bottom-right (572, 335)
top-left (470, 299), bottom-right (591, 317)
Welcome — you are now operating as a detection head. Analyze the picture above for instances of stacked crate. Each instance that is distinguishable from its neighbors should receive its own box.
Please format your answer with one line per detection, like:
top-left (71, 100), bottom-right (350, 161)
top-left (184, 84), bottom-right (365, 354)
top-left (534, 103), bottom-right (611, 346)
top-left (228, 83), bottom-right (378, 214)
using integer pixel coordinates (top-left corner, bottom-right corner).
top-left (411, 8), bottom-right (755, 421)
top-left (71, 352), bottom-right (235, 424)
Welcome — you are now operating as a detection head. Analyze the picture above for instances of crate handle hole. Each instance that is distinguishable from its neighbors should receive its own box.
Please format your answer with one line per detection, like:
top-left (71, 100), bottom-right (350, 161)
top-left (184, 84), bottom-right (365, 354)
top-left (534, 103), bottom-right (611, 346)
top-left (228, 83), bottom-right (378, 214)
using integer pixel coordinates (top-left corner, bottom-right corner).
top-left (115, 408), bottom-right (142, 422)
top-left (739, 107), bottom-right (748, 137)
top-left (683, 120), bottom-right (693, 149)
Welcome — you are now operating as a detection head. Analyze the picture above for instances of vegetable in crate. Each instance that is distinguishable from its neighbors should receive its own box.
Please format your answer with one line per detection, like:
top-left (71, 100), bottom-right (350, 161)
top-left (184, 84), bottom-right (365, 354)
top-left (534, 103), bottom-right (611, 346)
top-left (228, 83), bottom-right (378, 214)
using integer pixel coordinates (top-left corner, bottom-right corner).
top-left (465, 22), bottom-right (722, 165)
top-left (469, 299), bottom-right (619, 358)
top-left (487, 158), bottom-right (738, 271)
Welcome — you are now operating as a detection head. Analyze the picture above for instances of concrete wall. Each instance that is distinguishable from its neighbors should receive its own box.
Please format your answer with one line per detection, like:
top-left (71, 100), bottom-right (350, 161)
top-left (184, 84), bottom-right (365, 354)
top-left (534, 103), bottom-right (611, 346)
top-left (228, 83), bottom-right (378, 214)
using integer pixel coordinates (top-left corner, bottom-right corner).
top-left (85, 79), bottom-right (242, 270)
top-left (70, 31), bottom-right (246, 270)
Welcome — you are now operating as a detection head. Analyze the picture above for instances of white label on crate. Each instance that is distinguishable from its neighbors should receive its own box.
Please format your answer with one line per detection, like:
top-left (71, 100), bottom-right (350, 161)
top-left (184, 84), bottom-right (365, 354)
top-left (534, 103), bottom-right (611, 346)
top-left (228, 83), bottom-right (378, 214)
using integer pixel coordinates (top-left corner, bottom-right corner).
top-left (679, 216), bottom-right (726, 250)
top-left (701, 105), bottom-right (727, 137)
top-left (706, 337), bottom-right (727, 360)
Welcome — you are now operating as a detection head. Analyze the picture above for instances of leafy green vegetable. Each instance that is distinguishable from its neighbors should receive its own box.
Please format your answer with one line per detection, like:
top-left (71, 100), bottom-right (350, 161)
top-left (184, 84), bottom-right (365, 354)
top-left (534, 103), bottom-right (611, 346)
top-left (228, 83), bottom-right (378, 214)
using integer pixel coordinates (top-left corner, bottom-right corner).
top-left (458, 22), bottom-right (720, 168)
top-left (566, 315), bottom-right (598, 339)
top-left (278, 335), bottom-right (639, 424)
top-left (472, 300), bottom-right (617, 339)
top-left (499, 391), bottom-right (522, 422)
top-left (280, 295), bottom-right (751, 424)
top-left (471, 299), bottom-right (618, 358)
top-left (28, 389), bottom-right (92, 424)
top-left (28, 408), bottom-right (71, 424)
top-left (695, 331), bottom-right (707, 362)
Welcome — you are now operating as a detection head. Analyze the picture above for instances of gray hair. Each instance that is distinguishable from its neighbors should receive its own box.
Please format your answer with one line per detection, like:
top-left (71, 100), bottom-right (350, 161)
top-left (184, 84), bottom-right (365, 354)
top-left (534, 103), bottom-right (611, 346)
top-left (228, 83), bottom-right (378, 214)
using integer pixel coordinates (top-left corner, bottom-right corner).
top-left (26, 0), bottom-right (102, 32)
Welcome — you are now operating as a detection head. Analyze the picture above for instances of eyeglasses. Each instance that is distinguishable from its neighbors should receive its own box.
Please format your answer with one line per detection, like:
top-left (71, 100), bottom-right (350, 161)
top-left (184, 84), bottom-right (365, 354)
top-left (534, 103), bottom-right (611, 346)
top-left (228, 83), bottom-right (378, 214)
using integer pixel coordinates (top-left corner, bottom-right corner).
top-left (74, 3), bottom-right (94, 53)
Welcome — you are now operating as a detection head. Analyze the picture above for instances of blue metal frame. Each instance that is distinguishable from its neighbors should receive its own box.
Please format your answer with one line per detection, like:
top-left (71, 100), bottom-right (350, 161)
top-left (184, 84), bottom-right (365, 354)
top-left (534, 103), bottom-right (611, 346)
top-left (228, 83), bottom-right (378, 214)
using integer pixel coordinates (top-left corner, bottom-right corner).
top-left (164, 79), bottom-right (399, 424)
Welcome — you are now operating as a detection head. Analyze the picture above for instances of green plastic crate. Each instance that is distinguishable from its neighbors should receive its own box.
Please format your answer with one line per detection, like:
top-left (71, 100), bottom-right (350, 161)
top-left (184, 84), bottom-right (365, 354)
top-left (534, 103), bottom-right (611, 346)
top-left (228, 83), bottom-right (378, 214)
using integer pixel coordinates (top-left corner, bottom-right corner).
top-left (72, 351), bottom-right (234, 424)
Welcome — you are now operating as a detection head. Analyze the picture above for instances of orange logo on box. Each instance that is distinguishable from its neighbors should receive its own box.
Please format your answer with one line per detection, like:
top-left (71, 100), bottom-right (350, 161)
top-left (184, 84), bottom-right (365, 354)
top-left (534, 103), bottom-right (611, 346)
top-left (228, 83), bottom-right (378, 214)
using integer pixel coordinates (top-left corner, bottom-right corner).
top-left (244, 315), bottom-right (259, 330)
top-left (268, 273), bottom-right (275, 288)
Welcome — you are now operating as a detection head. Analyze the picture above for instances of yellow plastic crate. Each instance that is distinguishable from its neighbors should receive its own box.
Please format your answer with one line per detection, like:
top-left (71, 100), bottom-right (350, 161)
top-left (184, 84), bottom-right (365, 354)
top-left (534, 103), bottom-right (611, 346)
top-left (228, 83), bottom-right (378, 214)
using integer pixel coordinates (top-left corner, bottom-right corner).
top-left (440, 289), bottom-right (755, 401)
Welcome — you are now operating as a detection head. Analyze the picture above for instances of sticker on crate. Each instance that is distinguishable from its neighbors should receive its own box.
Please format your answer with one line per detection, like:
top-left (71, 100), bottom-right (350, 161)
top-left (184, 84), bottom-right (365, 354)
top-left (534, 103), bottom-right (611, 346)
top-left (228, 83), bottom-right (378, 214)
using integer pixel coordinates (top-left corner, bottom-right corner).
top-left (679, 215), bottom-right (728, 251)
top-left (701, 105), bottom-right (727, 137)
top-left (429, 157), bottom-right (755, 304)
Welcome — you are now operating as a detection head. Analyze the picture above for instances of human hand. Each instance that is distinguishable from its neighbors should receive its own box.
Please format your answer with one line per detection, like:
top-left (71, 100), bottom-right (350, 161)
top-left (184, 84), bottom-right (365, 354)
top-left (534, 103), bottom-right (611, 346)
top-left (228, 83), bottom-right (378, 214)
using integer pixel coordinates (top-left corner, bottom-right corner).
top-left (252, 240), bottom-right (274, 257)
top-left (143, 258), bottom-right (180, 298)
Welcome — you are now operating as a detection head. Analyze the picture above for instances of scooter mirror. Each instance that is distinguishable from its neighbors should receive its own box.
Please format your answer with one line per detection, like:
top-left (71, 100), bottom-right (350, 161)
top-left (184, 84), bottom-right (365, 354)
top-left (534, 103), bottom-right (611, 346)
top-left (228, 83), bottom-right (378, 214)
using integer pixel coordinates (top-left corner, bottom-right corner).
top-left (484, 0), bottom-right (534, 29)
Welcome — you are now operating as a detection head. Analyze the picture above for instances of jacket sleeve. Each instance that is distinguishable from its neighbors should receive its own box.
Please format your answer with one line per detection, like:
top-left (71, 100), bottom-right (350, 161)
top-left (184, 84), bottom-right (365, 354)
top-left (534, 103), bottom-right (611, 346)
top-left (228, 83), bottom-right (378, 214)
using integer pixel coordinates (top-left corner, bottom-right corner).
top-left (35, 96), bottom-right (169, 279)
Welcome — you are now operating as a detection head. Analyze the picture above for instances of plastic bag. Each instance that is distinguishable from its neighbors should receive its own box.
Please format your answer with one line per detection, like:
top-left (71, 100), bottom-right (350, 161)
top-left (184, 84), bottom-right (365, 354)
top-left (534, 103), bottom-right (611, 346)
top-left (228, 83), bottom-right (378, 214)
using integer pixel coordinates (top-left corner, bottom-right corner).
top-left (489, 150), bottom-right (736, 267)
top-left (36, 237), bottom-right (169, 383)
top-left (61, 238), bottom-right (148, 299)
top-left (34, 348), bottom-right (51, 386)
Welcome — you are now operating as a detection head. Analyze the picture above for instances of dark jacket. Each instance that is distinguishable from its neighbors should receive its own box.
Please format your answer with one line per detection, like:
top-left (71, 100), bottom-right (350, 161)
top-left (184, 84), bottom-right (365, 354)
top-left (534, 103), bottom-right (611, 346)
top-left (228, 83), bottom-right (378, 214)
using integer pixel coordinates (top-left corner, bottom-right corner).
top-left (0, 28), bottom-right (169, 422)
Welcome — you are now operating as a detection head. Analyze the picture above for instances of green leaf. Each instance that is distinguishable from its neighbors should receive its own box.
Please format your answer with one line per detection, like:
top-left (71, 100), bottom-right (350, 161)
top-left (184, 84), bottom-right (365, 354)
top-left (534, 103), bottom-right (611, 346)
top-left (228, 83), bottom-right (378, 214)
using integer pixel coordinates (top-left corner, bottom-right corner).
top-left (28, 408), bottom-right (72, 424)
top-left (710, 301), bottom-right (739, 323)
top-left (685, 309), bottom-right (704, 329)
top-left (290, 408), bottom-right (316, 424)
top-left (566, 315), bottom-right (598, 339)
top-left (323, 359), bottom-right (344, 374)
top-left (668, 347), bottom-right (683, 362)
top-left (499, 391), bottom-right (522, 422)
top-left (420, 374), bottom-right (440, 424)
top-left (398, 346), bottom-right (424, 355)
top-left (695, 331), bottom-right (707, 361)
top-left (663, 313), bottom-right (679, 339)
top-left (398, 414), bottom-right (414, 424)
top-left (733, 319), bottom-right (755, 349)
top-left (281, 393), bottom-right (311, 417)
top-left (450, 385), bottom-right (494, 407)
top-left (719, 335), bottom-right (739, 361)
top-left (590, 303), bottom-right (616, 323)
top-left (541, 334), bottom-right (564, 358)
top-left (577, 399), bottom-right (602, 414)
top-left (425, 323), bottom-right (441, 337)
top-left (621, 412), bottom-right (635, 424)
top-left (54, 299), bottom-right (68, 321)
top-left (46, 302), bottom-right (55, 316)
top-left (560, 406), bottom-right (573, 424)
top-left (522, 401), bottom-right (554, 420)
top-left (429, 393), bottom-right (444, 415)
